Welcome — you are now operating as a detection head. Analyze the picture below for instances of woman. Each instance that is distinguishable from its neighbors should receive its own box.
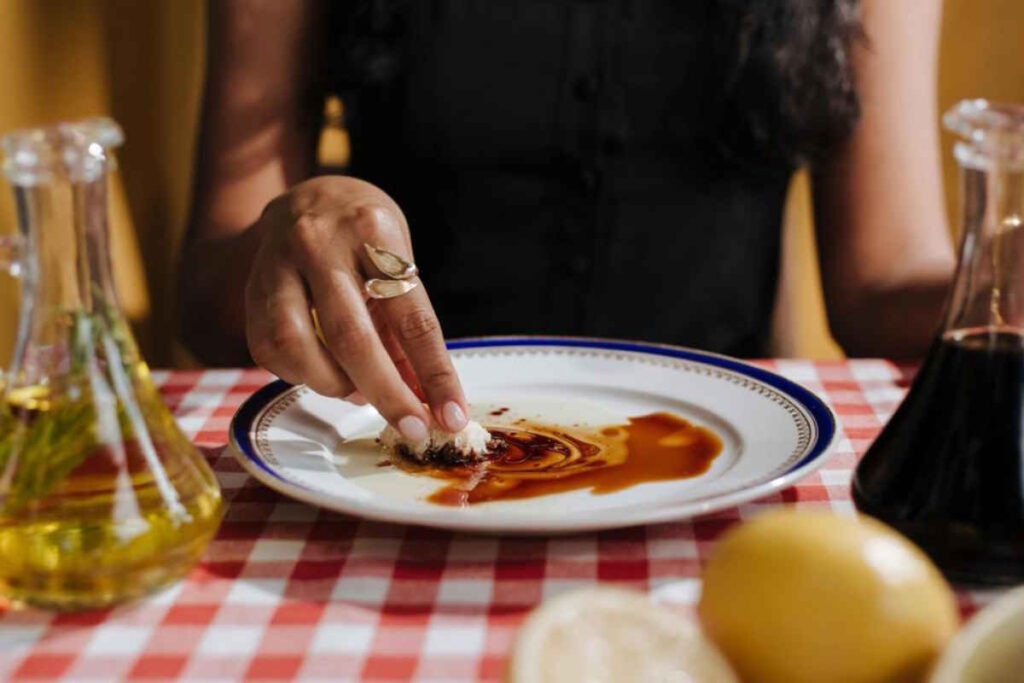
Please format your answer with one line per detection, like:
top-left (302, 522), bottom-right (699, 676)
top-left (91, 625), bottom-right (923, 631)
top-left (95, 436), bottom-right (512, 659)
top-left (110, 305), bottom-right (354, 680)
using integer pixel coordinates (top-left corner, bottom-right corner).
top-left (180, 0), bottom-right (953, 443)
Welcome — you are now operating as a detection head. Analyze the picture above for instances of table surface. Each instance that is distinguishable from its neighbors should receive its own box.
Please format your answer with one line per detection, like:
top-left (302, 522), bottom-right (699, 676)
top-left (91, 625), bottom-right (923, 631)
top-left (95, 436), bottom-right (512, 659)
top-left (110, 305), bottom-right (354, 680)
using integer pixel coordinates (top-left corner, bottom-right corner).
top-left (0, 363), bottom-right (1006, 682)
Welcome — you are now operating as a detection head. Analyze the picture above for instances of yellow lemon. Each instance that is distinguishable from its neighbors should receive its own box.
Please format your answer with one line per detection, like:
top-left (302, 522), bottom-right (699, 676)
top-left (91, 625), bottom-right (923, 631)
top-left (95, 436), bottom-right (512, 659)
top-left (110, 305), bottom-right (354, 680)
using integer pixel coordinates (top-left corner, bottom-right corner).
top-left (508, 588), bottom-right (738, 683)
top-left (698, 510), bottom-right (959, 683)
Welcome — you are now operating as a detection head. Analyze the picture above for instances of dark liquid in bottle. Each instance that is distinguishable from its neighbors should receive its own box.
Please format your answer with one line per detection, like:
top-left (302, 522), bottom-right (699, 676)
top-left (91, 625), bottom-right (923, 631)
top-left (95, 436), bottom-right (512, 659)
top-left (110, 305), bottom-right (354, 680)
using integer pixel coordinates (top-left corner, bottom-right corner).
top-left (853, 329), bottom-right (1024, 584)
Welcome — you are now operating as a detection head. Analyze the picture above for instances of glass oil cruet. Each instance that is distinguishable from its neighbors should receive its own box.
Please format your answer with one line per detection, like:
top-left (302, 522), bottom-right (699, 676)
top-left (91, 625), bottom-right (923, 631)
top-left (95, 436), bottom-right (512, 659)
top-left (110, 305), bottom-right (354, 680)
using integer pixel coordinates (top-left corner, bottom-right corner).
top-left (0, 118), bottom-right (223, 609)
top-left (853, 100), bottom-right (1024, 585)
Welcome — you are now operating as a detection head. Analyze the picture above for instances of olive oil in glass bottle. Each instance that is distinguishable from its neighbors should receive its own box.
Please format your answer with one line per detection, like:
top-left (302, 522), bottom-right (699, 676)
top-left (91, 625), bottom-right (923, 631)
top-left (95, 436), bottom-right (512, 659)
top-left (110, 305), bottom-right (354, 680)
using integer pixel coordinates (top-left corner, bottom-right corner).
top-left (0, 119), bottom-right (223, 609)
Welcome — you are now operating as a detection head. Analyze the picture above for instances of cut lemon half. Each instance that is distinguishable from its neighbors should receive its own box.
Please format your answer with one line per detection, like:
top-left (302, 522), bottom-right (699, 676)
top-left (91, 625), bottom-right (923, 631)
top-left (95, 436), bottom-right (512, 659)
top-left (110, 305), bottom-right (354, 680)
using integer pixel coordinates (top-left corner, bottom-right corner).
top-left (507, 587), bottom-right (738, 683)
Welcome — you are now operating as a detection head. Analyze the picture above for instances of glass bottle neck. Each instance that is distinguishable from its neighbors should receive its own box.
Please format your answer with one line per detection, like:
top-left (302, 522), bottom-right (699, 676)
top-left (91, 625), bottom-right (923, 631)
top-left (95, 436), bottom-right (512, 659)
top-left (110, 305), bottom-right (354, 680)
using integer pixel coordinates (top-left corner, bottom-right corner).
top-left (943, 161), bottom-right (1024, 337)
top-left (942, 101), bottom-right (1024, 341)
top-left (7, 158), bottom-right (125, 390)
top-left (17, 170), bottom-right (117, 305)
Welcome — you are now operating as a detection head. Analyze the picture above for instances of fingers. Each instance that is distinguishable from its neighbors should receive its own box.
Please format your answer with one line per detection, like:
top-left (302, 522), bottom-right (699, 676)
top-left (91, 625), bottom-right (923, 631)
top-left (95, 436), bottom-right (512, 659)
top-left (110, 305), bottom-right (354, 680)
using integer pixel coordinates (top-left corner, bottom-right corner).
top-left (377, 285), bottom-right (469, 432)
top-left (349, 203), bottom-right (467, 431)
top-left (357, 225), bottom-right (468, 432)
top-left (308, 266), bottom-right (433, 441)
top-left (370, 304), bottom-right (426, 401)
top-left (245, 257), bottom-right (355, 399)
top-left (249, 182), bottom-right (466, 435)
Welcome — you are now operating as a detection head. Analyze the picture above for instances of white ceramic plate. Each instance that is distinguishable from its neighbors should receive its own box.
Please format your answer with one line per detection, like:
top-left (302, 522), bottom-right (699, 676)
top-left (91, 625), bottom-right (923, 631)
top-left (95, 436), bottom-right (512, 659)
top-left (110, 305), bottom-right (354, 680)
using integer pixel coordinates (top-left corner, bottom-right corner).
top-left (228, 337), bottom-right (836, 533)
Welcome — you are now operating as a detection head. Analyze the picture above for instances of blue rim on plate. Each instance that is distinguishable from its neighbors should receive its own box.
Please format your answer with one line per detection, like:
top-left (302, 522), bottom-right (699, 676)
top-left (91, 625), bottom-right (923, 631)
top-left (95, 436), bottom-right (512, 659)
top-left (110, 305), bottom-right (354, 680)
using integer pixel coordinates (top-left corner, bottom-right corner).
top-left (230, 336), bottom-right (836, 490)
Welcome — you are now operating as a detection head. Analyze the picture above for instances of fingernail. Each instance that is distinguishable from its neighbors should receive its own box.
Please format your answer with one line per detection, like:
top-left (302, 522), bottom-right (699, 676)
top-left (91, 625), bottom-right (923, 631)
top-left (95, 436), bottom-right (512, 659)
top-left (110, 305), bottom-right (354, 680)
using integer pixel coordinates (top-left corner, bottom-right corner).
top-left (345, 391), bottom-right (367, 406)
top-left (442, 401), bottom-right (468, 431)
top-left (398, 415), bottom-right (429, 442)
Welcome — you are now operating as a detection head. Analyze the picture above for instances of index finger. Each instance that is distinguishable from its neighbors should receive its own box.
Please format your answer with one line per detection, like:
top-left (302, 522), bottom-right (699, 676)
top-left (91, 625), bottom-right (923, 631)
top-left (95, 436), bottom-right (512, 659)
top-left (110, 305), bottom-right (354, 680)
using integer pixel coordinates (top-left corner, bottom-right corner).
top-left (309, 266), bottom-right (433, 441)
top-left (375, 284), bottom-right (469, 433)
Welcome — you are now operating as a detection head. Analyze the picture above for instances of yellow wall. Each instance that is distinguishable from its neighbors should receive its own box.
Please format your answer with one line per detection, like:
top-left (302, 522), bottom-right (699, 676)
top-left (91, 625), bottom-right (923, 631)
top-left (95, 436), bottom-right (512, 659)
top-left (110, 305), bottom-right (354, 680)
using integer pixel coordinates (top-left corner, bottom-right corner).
top-left (0, 0), bottom-right (203, 367)
top-left (0, 0), bottom-right (1023, 365)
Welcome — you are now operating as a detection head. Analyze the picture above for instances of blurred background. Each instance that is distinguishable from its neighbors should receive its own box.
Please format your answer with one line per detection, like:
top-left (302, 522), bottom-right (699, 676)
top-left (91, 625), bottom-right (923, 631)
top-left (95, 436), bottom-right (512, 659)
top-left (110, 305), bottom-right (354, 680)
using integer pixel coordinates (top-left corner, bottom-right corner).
top-left (0, 0), bottom-right (1022, 367)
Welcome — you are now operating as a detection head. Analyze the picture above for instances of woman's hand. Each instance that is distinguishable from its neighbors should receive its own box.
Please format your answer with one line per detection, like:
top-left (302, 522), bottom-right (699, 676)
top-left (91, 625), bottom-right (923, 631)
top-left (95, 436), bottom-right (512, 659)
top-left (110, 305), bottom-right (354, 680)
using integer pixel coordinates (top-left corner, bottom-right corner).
top-left (182, 0), bottom-right (467, 432)
top-left (244, 176), bottom-right (468, 441)
top-left (183, 3), bottom-right (465, 437)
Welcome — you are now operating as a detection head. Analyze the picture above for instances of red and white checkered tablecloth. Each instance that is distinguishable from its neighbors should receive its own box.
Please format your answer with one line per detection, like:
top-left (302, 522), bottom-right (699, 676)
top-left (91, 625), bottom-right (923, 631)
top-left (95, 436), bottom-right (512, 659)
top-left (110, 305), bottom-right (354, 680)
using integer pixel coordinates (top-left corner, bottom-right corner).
top-left (0, 362), bottom-right (1008, 682)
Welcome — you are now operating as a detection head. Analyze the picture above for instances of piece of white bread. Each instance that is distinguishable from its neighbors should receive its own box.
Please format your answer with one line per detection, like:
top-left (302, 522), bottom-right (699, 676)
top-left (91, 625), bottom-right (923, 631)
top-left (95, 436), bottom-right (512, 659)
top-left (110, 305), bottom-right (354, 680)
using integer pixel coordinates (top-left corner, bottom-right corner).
top-left (379, 419), bottom-right (493, 462)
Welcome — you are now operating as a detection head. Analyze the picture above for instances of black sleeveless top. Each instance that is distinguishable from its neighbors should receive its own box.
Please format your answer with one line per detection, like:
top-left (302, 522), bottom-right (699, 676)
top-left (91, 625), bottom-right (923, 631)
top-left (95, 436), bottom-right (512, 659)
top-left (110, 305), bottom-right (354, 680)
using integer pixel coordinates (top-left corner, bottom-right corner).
top-left (330, 1), bottom-right (799, 356)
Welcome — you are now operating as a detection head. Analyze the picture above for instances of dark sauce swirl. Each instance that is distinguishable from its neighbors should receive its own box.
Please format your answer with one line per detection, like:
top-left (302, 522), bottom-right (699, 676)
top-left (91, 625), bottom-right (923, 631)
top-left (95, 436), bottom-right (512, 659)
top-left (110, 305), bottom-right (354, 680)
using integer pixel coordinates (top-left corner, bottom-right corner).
top-left (392, 412), bottom-right (723, 506)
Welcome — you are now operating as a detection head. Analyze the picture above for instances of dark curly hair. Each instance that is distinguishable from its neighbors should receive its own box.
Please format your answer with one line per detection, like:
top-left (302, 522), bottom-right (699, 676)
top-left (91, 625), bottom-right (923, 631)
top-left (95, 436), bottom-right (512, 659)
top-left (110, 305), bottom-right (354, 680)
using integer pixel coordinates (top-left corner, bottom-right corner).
top-left (713, 0), bottom-right (863, 167)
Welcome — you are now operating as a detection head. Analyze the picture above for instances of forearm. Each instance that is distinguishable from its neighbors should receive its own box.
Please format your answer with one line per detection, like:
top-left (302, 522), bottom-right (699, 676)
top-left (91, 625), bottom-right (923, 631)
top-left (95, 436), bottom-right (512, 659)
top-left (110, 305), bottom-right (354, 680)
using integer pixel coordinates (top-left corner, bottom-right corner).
top-left (815, 138), bottom-right (955, 359)
top-left (179, 0), bottom-right (325, 366)
top-left (826, 264), bottom-right (952, 359)
top-left (814, 0), bottom-right (953, 360)
top-left (178, 225), bottom-right (263, 366)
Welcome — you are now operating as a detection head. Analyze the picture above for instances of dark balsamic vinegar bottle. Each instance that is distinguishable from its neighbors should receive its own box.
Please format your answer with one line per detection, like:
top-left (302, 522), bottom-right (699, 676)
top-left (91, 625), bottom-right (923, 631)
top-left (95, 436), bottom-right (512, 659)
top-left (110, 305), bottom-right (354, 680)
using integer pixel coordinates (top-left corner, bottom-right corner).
top-left (853, 100), bottom-right (1024, 585)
